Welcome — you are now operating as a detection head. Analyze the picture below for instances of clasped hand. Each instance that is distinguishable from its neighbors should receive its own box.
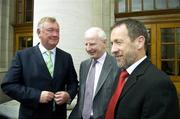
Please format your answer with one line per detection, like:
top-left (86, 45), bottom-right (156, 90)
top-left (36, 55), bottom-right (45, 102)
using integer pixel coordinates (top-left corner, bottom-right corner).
top-left (39, 91), bottom-right (70, 105)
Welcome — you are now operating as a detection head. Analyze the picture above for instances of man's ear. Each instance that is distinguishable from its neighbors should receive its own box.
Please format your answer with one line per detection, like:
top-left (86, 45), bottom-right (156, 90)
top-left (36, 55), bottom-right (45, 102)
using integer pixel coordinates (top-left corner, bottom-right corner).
top-left (37, 29), bottom-right (40, 35)
top-left (136, 36), bottom-right (145, 50)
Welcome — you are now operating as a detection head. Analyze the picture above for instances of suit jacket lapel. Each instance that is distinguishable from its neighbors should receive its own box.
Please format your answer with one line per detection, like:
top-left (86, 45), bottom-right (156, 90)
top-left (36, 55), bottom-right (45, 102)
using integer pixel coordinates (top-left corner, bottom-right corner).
top-left (53, 48), bottom-right (61, 79)
top-left (83, 60), bottom-right (92, 83)
top-left (33, 45), bottom-right (52, 78)
top-left (94, 54), bottom-right (112, 96)
top-left (119, 58), bottom-right (151, 100)
top-left (81, 59), bottom-right (92, 100)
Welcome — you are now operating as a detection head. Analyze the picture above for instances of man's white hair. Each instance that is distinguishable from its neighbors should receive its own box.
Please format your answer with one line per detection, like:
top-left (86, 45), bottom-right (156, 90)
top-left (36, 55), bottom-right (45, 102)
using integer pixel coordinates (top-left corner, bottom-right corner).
top-left (84, 27), bottom-right (107, 41)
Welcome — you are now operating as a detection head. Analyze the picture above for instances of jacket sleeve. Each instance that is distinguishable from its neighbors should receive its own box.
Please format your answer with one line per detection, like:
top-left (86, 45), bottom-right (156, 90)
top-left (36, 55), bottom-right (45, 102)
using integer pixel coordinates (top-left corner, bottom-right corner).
top-left (65, 54), bottom-right (79, 102)
top-left (1, 52), bottom-right (41, 107)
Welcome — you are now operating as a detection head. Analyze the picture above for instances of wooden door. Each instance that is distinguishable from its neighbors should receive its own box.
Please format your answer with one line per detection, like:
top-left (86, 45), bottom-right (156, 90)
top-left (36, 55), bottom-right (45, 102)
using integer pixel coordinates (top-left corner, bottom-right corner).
top-left (146, 23), bottom-right (180, 106)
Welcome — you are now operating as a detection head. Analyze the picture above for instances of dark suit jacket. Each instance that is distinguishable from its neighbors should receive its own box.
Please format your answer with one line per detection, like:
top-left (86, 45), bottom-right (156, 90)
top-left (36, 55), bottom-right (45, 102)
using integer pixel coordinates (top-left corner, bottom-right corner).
top-left (113, 58), bottom-right (179, 119)
top-left (69, 53), bottom-right (119, 119)
top-left (1, 45), bottom-right (78, 119)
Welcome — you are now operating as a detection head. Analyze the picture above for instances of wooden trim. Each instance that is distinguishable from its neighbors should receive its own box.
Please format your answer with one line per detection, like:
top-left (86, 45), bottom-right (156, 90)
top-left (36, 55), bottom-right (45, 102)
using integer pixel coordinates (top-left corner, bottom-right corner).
top-left (128, 0), bottom-right (131, 12)
top-left (157, 23), bottom-right (180, 81)
top-left (114, 0), bottom-right (119, 14)
top-left (141, 0), bottom-right (144, 11)
top-left (115, 14), bottom-right (180, 25)
top-left (14, 23), bottom-right (33, 33)
top-left (14, 24), bottom-right (33, 54)
top-left (115, 9), bottom-right (180, 18)
top-left (145, 24), bottom-right (157, 65)
top-left (14, 23), bottom-right (33, 27)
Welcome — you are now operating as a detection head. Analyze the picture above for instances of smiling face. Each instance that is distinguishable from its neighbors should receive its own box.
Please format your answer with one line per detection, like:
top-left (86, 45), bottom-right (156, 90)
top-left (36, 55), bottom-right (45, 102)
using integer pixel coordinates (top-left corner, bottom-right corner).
top-left (84, 31), bottom-right (106, 60)
top-left (111, 24), bottom-right (138, 69)
top-left (37, 21), bottom-right (59, 50)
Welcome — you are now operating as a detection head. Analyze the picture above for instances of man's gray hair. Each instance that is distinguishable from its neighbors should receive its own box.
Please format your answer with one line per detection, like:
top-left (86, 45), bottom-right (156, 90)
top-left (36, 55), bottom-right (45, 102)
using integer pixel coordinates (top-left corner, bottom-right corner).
top-left (37, 17), bottom-right (58, 29)
top-left (85, 27), bottom-right (107, 41)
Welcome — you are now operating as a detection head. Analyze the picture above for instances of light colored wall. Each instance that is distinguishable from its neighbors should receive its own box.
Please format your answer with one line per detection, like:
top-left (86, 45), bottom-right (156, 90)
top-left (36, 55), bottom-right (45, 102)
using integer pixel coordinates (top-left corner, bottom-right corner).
top-left (33, 0), bottom-right (92, 73)
top-left (33, 0), bottom-right (114, 74)
top-left (92, 0), bottom-right (115, 51)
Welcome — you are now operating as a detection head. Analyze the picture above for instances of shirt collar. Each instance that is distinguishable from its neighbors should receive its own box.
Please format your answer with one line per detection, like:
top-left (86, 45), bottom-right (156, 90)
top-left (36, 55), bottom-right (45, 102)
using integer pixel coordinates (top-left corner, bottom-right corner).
top-left (126, 56), bottom-right (147, 75)
top-left (39, 43), bottom-right (56, 55)
top-left (94, 52), bottom-right (107, 65)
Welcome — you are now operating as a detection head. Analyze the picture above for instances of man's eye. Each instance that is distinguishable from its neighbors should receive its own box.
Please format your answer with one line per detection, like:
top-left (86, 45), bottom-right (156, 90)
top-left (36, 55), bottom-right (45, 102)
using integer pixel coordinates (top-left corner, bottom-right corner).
top-left (116, 41), bottom-right (122, 45)
top-left (47, 29), bottom-right (53, 32)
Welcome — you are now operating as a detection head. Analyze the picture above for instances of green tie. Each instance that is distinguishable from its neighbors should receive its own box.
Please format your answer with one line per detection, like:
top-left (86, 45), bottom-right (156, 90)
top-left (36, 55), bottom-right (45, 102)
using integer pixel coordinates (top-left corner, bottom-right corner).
top-left (46, 51), bottom-right (54, 76)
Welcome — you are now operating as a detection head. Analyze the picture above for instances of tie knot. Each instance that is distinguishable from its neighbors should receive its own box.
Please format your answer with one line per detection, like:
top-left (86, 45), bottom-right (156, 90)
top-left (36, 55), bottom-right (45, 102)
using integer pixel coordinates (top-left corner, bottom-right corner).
top-left (92, 60), bottom-right (97, 67)
top-left (120, 70), bottom-right (128, 79)
top-left (46, 50), bottom-right (51, 56)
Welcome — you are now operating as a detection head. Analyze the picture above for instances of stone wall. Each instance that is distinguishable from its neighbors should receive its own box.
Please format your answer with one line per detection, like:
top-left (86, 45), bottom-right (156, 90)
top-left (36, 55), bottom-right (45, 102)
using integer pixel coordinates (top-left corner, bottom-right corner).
top-left (0, 0), bottom-right (15, 104)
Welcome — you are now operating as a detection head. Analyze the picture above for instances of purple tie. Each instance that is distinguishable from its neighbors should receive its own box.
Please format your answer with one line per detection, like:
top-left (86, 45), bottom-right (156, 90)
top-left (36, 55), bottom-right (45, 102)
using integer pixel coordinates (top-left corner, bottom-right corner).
top-left (82, 60), bottom-right (97, 119)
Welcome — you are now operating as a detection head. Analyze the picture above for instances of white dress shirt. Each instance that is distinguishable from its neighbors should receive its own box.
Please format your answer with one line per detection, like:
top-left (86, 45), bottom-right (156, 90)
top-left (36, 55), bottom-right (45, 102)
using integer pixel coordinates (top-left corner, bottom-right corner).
top-left (126, 56), bottom-right (147, 76)
top-left (38, 43), bottom-right (56, 75)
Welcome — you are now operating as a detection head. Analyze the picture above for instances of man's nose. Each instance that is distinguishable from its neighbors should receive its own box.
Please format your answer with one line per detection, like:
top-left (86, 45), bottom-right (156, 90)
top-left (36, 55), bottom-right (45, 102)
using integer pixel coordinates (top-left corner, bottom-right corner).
top-left (86, 45), bottom-right (92, 51)
top-left (52, 31), bottom-right (59, 36)
top-left (111, 43), bottom-right (118, 54)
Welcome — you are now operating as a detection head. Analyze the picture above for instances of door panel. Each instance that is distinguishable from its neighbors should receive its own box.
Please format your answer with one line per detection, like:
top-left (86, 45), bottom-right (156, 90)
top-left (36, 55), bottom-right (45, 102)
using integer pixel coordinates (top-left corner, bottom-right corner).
top-left (156, 23), bottom-right (180, 107)
top-left (157, 23), bottom-right (180, 81)
top-left (146, 23), bottom-right (180, 106)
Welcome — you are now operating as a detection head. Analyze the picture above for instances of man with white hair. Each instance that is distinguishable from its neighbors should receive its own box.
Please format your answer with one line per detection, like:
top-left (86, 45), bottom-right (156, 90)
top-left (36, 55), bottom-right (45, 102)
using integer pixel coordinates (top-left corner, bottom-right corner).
top-left (69, 27), bottom-right (119, 119)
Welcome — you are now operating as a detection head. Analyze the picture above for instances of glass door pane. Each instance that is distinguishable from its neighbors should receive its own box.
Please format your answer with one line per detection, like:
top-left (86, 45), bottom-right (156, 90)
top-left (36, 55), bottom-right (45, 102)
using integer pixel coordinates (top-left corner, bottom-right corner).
top-left (160, 28), bottom-right (175, 75)
top-left (157, 24), bottom-right (180, 79)
top-left (161, 61), bottom-right (175, 75)
top-left (144, 0), bottom-right (154, 10)
top-left (17, 0), bottom-right (24, 24)
top-left (177, 28), bottom-right (180, 44)
top-left (161, 28), bottom-right (175, 43)
top-left (168, 0), bottom-right (180, 9)
top-left (18, 36), bottom-right (33, 50)
top-left (118, 0), bottom-right (126, 13)
top-left (132, 0), bottom-right (142, 11)
top-left (155, 0), bottom-right (167, 9)
top-left (161, 44), bottom-right (175, 59)
top-left (25, 0), bottom-right (33, 22)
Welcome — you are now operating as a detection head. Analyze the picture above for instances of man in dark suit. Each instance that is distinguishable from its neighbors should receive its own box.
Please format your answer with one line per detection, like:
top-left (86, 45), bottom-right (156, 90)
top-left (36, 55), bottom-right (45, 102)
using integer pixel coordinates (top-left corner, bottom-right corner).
top-left (105, 18), bottom-right (180, 119)
top-left (1, 17), bottom-right (78, 119)
top-left (69, 27), bottom-right (118, 119)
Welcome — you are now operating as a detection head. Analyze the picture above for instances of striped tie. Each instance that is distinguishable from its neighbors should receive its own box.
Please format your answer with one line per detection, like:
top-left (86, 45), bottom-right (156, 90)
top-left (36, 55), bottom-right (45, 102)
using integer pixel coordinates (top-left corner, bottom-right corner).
top-left (46, 51), bottom-right (53, 76)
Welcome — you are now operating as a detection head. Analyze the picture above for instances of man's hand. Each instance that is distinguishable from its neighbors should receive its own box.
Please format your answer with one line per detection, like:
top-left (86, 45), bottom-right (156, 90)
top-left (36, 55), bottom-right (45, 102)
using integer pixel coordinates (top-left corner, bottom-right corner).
top-left (39, 91), bottom-right (54, 103)
top-left (54, 91), bottom-right (70, 105)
